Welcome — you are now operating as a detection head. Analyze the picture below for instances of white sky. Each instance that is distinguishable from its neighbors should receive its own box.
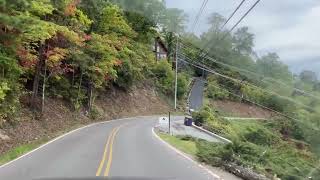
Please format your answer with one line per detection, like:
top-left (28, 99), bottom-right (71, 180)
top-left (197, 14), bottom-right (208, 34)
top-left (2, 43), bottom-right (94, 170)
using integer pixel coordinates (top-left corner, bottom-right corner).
top-left (165, 0), bottom-right (320, 75)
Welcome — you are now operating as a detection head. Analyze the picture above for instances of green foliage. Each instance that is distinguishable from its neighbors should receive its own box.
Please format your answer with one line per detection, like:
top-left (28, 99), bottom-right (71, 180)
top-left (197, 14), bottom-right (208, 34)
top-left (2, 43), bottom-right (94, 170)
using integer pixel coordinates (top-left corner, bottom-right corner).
top-left (192, 106), bottom-right (231, 134)
top-left (124, 11), bottom-right (157, 43)
top-left (257, 53), bottom-right (293, 82)
top-left (0, 82), bottom-right (10, 100)
top-left (196, 141), bottom-right (227, 166)
top-left (0, 0), bottom-right (188, 124)
top-left (161, 8), bottom-right (187, 33)
top-left (177, 72), bottom-right (189, 99)
top-left (96, 4), bottom-right (135, 37)
top-left (232, 27), bottom-right (254, 55)
top-left (30, 0), bottom-right (55, 17)
top-left (159, 133), bottom-right (198, 156)
top-left (0, 50), bottom-right (21, 125)
top-left (265, 118), bottom-right (305, 141)
top-left (192, 106), bottom-right (213, 126)
top-left (206, 79), bottom-right (229, 100)
top-left (244, 126), bottom-right (280, 146)
top-left (83, 33), bottom-right (119, 88)
top-left (299, 70), bottom-right (318, 83)
top-left (152, 61), bottom-right (174, 95)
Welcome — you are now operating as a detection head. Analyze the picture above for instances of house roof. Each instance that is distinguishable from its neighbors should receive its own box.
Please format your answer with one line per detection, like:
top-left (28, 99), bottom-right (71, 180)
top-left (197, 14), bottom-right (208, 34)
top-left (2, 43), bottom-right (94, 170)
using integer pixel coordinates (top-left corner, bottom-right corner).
top-left (156, 36), bottom-right (168, 52)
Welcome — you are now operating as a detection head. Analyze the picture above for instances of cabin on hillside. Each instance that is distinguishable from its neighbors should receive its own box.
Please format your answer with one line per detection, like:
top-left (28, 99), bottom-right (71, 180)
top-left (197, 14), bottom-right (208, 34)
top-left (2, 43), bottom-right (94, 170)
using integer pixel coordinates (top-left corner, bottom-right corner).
top-left (153, 37), bottom-right (168, 61)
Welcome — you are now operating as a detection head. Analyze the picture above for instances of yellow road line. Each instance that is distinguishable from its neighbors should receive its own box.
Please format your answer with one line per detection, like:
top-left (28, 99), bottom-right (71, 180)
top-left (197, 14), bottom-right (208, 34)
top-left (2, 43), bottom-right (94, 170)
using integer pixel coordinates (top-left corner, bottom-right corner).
top-left (104, 123), bottom-right (127, 176)
top-left (103, 126), bottom-right (120, 176)
top-left (95, 128), bottom-right (116, 176)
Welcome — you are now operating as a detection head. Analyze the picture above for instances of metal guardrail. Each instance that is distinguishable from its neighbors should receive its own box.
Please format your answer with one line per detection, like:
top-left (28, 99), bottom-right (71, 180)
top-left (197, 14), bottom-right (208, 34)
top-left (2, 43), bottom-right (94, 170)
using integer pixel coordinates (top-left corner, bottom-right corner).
top-left (192, 123), bottom-right (232, 144)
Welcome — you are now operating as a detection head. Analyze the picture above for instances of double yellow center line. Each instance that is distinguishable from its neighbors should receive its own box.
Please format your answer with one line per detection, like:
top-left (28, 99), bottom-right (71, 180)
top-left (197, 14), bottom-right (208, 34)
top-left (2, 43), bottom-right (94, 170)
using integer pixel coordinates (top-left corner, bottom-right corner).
top-left (96, 124), bottom-right (126, 177)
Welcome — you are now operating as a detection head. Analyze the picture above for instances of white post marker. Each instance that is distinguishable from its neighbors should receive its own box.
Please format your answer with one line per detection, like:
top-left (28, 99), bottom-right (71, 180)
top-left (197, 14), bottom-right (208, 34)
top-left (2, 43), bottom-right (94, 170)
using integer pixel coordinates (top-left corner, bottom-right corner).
top-left (159, 117), bottom-right (170, 133)
top-left (159, 117), bottom-right (169, 124)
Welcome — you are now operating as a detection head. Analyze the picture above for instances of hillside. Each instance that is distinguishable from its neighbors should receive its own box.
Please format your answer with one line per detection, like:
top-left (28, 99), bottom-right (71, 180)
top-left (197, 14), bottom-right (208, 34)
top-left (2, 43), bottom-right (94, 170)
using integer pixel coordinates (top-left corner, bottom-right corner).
top-left (210, 100), bottom-right (273, 119)
top-left (0, 83), bottom-right (170, 157)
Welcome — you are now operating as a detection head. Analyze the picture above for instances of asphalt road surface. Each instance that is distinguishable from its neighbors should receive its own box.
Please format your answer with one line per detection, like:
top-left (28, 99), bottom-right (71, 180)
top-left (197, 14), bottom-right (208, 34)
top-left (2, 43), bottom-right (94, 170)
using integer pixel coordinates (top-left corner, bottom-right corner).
top-left (189, 78), bottom-right (205, 110)
top-left (0, 116), bottom-right (217, 180)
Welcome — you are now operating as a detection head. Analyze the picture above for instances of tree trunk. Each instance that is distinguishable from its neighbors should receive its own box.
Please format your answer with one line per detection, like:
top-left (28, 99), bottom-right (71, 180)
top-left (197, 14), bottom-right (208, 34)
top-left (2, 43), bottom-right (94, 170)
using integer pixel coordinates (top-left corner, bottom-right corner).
top-left (41, 61), bottom-right (47, 114)
top-left (31, 44), bottom-right (45, 109)
top-left (88, 82), bottom-right (94, 113)
top-left (72, 68), bottom-right (75, 86)
top-left (75, 71), bottom-right (83, 110)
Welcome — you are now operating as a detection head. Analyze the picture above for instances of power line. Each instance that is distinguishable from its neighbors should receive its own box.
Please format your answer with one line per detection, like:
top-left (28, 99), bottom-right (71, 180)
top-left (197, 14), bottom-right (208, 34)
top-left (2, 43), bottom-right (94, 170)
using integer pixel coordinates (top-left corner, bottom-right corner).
top-left (221, 0), bottom-right (261, 40)
top-left (191, 0), bottom-right (209, 33)
top-left (178, 52), bottom-right (319, 112)
top-left (191, 0), bottom-right (260, 59)
top-left (177, 57), bottom-right (320, 129)
top-left (220, 0), bottom-right (247, 30)
top-left (177, 38), bottom-right (320, 101)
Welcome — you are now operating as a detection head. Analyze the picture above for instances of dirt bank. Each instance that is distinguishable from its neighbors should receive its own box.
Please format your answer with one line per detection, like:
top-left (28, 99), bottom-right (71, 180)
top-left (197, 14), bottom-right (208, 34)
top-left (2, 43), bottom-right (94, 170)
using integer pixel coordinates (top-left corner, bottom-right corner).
top-left (0, 83), bottom-right (171, 155)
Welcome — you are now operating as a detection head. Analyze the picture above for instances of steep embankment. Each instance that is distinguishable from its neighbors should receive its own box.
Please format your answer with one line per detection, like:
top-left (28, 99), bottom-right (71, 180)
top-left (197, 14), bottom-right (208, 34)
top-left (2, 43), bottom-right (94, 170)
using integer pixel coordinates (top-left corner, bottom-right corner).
top-left (0, 83), bottom-right (170, 156)
top-left (210, 100), bottom-right (273, 119)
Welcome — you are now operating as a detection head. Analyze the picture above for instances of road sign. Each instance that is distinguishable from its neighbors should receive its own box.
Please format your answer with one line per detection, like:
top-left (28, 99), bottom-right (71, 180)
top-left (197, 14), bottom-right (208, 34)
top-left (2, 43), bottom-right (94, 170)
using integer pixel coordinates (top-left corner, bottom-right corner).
top-left (159, 117), bottom-right (169, 124)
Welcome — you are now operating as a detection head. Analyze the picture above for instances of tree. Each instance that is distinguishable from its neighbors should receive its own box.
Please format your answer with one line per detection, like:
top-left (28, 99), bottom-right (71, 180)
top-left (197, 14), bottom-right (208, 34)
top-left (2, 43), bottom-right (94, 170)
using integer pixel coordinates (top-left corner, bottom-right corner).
top-left (299, 70), bottom-right (318, 84)
top-left (201, 13), bottom-right (233, 63)
top-left (257, 53), bottom-right (293, 82)
top-left (161, 8), bottom-right (187, 33)
top-left (96, 5), bottom-right (135, 37)
top-left (109, 0), bottom-right (166, 25)
top-left (232, 27), bottom-right (254, 55)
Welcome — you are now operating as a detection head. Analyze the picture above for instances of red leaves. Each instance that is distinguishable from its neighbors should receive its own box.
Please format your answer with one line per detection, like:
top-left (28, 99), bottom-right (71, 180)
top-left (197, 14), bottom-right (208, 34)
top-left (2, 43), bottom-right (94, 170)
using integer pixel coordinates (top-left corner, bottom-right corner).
top-left (64, 0), bottom-right (81, 16)
top-left (114, 59), bottom-right (123, 66)
top-left (83, 34), bottom-right (92, 41)
top-left (17, 48), bottom-right (37, 69)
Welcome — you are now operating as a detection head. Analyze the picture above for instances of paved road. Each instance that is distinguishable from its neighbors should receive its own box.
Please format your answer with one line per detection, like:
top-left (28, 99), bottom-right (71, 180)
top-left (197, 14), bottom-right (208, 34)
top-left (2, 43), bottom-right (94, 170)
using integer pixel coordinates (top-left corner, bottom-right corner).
top-left (0, 116), bottom-right (217, 180)
top-left (158, 119), bottom-right (221, 143)
top-left (189, 78), bottom-right (205, 110)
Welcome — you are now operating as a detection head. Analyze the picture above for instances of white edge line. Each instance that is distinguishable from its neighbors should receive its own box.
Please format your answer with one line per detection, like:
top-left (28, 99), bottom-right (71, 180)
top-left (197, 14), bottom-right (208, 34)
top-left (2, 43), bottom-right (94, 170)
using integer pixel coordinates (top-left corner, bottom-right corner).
top-left (151, 127), bottom-right (221, 180)
top-left (0, 116), bottom-right (148, 169)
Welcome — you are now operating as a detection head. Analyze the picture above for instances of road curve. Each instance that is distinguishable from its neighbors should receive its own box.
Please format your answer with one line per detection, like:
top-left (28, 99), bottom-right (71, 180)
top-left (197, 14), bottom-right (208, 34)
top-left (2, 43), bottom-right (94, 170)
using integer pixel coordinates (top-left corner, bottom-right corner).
top-left (0, 116), bottom-right (217, 180)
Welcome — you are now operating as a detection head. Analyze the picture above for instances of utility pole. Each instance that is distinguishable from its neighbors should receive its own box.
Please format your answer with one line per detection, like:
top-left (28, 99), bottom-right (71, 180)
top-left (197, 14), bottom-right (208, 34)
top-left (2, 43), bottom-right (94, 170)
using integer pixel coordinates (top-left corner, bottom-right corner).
top-left (168, 111), bottom-right (171, 135)
top-left (174, 37), bottom-right (179, 110)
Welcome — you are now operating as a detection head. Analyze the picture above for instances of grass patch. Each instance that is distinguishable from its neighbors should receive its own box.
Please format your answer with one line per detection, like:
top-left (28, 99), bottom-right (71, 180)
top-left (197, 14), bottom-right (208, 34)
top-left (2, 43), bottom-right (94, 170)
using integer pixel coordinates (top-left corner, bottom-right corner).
top-left (158, 133), bottom-right (198, 156)
top-left (0, 137), bottom-right (49, 165)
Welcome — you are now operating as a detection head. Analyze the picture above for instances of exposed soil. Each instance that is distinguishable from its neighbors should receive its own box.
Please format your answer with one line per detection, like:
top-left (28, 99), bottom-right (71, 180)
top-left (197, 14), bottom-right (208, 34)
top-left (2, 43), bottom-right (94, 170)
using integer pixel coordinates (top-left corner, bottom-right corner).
top-left (95, 82), bottom-right (170, 119)
top-left (211, 100), bottom-right (274, 119)
top-left (0, 82), bottom-right (171, 155)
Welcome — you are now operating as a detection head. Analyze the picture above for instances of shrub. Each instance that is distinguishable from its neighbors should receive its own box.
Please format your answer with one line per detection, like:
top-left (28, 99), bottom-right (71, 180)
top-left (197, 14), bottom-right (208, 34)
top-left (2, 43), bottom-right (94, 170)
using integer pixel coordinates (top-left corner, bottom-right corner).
top-left (244, 126), bottom-right (280, 146)
top-left (192, 106), bottom-right (230, 134)
top-left (196, 141), bottom-right (228, 166)
top-left (266, 118), bottom-right (305, 141)
top-left (151, 61), bottom-right (174, 95)
top-left (207, 82), bottom-right (229, 100)
top-left (192, 106), bottom-right (216, 126)
top-left (89, 105), bottom-right (103, 120)
top-left (114, 58), bottom-right (134, 89)
top-left (228, 141), bottom-right (264, 163)
top-left (177, 135), bottom-right (196, 141)
top-left (177, 72), bottom-right (190, 99)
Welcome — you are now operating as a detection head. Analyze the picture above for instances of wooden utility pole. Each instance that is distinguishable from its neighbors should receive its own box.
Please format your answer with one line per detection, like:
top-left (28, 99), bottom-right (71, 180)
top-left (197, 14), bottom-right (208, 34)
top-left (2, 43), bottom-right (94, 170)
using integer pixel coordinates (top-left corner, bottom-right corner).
top-left (174, 37), bottom-right (179, 110)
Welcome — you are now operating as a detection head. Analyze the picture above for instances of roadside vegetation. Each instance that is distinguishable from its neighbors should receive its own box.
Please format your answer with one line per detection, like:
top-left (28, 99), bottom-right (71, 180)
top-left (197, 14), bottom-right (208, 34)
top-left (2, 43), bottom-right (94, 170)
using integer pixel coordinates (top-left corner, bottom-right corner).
top-left (0, 0), bottom-right (190, 126)
top-left (0, 137), bottom-right (49, 165)
top-left (190, 103), bottom-right (319, 179)
top-left (158, 133), bottom-right (197, 156)
top-left (1, 0), bottom-right (319, 179)
top-left (0, 0), bottom-right (191, 163)
top-left (176, 11), bottom-right (320, 180)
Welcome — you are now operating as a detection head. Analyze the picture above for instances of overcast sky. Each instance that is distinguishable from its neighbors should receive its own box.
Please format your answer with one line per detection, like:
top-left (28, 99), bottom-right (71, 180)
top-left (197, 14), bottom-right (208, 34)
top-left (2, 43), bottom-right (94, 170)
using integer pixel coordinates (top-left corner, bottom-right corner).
top-left (165, 0), bottom-right (320, 76)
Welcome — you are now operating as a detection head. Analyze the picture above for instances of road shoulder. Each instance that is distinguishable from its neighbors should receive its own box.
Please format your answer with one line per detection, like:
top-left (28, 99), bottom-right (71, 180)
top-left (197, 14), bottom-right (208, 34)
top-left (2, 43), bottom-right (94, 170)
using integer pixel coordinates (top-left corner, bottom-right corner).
top-left (153, 128), bottom-right (242, 180)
